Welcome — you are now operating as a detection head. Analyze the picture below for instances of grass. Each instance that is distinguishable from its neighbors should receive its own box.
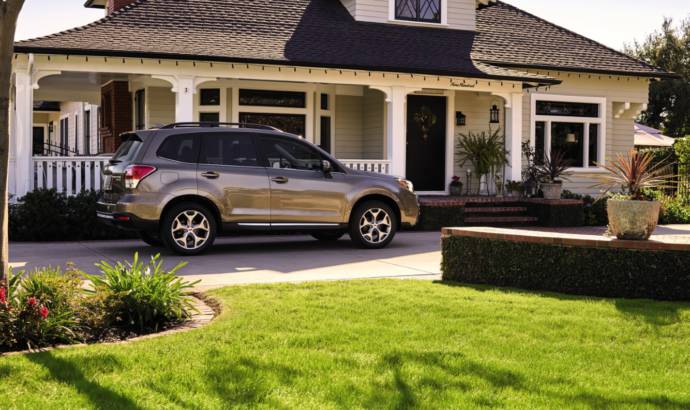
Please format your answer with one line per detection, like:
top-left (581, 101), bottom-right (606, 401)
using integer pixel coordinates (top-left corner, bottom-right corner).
top-left (1, 279), bottom-right (690, 409)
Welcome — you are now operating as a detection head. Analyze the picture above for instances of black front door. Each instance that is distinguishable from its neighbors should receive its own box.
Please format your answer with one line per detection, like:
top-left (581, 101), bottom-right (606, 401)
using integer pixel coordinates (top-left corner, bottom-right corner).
top-left (32, 127), bottom-right (45, 155)
top-left (406, 95), bottom-right (447, 191)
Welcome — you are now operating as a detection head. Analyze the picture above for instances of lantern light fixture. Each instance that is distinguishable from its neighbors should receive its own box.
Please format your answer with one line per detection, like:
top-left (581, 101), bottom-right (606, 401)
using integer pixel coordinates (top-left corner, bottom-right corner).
top-left (489, 105), bottom-right (500, 124)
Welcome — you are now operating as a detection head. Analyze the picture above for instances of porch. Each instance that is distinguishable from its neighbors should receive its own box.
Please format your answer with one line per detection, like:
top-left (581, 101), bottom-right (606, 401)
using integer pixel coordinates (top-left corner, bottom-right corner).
top-left (10, 55), bottom-right (528, 197)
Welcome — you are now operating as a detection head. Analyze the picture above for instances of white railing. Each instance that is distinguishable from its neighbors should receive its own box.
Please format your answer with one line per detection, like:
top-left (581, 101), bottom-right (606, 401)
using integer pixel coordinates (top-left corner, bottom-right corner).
top-left (341, 159), bottom-right (391, 175)
top-left (32, 156), bottom-right (110, 195)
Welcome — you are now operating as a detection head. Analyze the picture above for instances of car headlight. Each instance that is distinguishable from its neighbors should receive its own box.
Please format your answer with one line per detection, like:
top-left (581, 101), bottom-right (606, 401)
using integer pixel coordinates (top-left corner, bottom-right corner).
top-left (397, 178), bottom-right (414, 192)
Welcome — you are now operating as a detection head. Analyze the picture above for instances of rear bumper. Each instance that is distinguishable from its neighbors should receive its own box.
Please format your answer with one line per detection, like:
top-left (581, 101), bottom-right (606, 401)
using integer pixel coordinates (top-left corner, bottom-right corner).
top-left (97, 203), bottom-right (158, 232)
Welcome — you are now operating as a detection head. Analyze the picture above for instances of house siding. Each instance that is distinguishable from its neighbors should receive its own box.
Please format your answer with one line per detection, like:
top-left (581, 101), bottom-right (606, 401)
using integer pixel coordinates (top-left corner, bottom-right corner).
top-left (147, 86), bottom-right (175, 128)
top-left (521, 71), bottom-right (650, 195)
top-left (335, 95), bottom-right (364, 158)
top-left (362, 88), bottom-right (384, 159)
top-left (343, 0), bottom-right (476, 31)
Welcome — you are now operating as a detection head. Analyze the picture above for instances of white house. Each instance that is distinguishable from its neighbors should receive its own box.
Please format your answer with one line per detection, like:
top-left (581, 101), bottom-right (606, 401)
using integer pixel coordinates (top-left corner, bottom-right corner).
top-left (9, 0), bottom-right (672, 197)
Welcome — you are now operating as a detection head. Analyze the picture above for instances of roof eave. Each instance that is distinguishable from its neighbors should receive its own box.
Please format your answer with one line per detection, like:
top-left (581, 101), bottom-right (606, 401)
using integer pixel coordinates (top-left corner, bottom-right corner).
top-left (84, 0), bottom-right (106, 9)
top-left (479, 60), bottom-right (679, 80)
top-left (13, 47), bottom-right (562, 86)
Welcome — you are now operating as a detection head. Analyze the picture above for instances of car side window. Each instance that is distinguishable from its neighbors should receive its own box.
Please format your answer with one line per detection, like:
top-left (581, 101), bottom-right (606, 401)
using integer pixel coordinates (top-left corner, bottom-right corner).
top-left (157, 134), bottom-right (199, 163)
top-left (260, 138), bottom-right (323, 171)
top-left (199, 133), bottom-right (258, 167)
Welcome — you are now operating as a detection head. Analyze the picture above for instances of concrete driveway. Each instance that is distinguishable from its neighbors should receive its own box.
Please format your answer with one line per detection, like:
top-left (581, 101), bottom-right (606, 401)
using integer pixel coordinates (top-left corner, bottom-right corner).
top-left (9, 232), bottom-right (442, 289)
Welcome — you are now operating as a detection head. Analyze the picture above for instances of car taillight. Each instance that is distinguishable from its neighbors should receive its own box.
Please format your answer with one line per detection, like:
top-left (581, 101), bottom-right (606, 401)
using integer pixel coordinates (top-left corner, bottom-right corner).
top-left (124, 165), bottom-right (156, 189)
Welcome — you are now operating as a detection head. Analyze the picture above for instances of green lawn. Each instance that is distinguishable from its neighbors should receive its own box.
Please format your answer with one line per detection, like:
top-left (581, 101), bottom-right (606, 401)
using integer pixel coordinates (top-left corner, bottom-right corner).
top-left (1, 280), bottom-right (690, 409)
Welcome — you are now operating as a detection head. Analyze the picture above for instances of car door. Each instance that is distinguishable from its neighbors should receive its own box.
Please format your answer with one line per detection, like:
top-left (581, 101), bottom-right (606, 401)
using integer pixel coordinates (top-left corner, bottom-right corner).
top-left (258, 136), bottom-right (349, 225)
top-left (197, 132), bottom-right (270, 225)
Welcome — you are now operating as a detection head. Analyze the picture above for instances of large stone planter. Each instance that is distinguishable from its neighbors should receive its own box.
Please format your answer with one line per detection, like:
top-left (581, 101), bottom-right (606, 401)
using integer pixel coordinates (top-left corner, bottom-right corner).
top-left (541, 182), bottom-right (563, 200)
top-left (607, 199), bottom-right (661, 240)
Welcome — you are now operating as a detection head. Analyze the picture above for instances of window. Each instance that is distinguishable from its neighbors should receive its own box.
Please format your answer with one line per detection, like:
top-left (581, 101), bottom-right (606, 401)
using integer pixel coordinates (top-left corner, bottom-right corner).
top-left (320, 93), bottom-right (329, 110)
top-left (134, 89), bottom-right (145, 130)
top-left (199, 133), bottom-right (258, 167)
top-left (157, 134), bottom-right (199, 163)
top-left (60, 117), bottom-right (69, 155)
top-left (320, 116), bottom-right (332, 154)
top-left (199, 112), bottom-right (220, 124)
top-left (260, 138), bottom-right (323, 171)
top-left (239, 89), bottom-right (306, 108)
top-left (84, 110), bottom-right (91, 155)
top-left (395, 0), bottom-right (441, 23)
top-left (200, 89), bottom-right (220, 106)
top-left (533, 96), bottom-right (604, 168)
top-left (239, 113), bottom-right (306, 137)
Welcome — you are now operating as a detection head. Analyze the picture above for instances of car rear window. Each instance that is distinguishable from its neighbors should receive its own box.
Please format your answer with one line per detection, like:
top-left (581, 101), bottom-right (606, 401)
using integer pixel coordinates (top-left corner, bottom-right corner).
top-left (111, 135), bottom-right (142, 163)
top-left (157, 134), bottom-right (199, 163)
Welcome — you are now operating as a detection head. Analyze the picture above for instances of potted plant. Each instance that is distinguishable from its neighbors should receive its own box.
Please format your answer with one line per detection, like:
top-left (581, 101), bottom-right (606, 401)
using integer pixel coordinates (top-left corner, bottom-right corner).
top-left (456, 129), bottom-right (508, 196)
top-left (594, 149), bottom-right (674, 240)
top-left (449, 176), bottom-right (463, 196)
top-left (536, 150), bottom-right (572, 200)
top-left (505, 180), bottom-right (523, 197)
top-left (521, 142), bottom-right (540, 197)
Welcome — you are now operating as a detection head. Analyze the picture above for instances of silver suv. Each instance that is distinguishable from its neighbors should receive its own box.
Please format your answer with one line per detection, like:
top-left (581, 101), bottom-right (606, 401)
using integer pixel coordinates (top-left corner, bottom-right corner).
top-left (97, 123), bottom-right (419, 255)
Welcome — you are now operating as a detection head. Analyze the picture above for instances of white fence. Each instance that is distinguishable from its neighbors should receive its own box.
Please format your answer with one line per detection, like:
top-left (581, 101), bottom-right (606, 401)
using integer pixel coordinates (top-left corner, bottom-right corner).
top-left (32, 156), bottom-right (110, 195)
top-left (341, 160), bottom-right (391, 175)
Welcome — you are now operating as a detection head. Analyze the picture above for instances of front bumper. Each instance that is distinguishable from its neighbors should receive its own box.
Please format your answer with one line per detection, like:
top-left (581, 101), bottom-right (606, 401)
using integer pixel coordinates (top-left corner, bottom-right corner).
top-left (399, 191), bottom-right (420, 227)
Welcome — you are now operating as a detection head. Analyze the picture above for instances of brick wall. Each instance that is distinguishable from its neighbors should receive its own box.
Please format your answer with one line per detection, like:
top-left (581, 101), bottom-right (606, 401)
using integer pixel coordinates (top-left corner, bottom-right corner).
top-left (100, 81), bottom-right (132, 153)
top-left (107, 0), bottom-right (137, 14)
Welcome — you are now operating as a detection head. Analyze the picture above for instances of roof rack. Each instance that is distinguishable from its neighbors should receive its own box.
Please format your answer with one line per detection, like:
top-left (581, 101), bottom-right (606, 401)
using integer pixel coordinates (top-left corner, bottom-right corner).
top-left (159, 122), bottom-right (282, 131)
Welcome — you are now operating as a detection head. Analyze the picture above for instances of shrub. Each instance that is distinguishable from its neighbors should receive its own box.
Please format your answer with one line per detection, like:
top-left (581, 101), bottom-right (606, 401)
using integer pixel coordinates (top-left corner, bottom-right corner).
top-left (413, 205), bottom-right (464, 231)
top-left (561, 190), bottom-right (608, 226)
top-left (644, 190), bottom-right (690, 224)
top-left (87, 254), bottom-right (199, 333)
top-left (442, 235), bottom-right (690, 301)
top-left (10, 189), bottom-right (135, 241)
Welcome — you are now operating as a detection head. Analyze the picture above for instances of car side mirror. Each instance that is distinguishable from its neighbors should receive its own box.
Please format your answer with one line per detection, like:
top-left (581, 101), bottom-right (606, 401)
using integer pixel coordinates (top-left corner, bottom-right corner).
top-left (322, 160), bottom-right (333, 174)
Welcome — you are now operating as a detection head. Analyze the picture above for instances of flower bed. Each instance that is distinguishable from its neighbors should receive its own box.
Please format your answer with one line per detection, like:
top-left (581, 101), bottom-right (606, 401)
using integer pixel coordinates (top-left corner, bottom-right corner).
top-left (1, 254), bottom-right (202, 353)
top-left (442, 227), bottom-right (690, 301)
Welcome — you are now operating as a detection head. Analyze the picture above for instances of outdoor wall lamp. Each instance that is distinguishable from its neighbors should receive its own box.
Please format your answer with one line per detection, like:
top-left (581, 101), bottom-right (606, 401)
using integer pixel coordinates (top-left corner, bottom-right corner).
top-left (489, 105), bottom-right (500, 124)
top-left (456, 111), bottom-right (466, 126)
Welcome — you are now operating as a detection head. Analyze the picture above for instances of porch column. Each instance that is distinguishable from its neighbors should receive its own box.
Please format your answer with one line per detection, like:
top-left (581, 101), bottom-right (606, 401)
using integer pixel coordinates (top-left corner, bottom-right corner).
top-left (13, 71), bottom-right (33, 197)
top-left (504, 92), bottom-right (524, 182)
top-left (387, 86), bottom-right (408, 177)
top-left (173, 76), bottom-right (195, 123)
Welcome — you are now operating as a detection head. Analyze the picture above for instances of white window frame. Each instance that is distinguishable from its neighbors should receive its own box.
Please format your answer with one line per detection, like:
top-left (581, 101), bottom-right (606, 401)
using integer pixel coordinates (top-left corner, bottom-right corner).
top-left (530, 93), bottom-right (607, 172)
top-left (388, 0), bottom-right (448, 27)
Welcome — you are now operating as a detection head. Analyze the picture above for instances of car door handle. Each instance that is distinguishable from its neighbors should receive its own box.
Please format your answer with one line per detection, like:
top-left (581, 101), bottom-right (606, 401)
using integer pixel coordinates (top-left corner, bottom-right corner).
top-left (271, 176), bottom-right (289, 184)
top-left (201, 171), bottom-right (220, 179)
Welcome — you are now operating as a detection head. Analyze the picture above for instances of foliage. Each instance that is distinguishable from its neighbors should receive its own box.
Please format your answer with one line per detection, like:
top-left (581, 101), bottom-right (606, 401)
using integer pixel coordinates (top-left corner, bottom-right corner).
top-left (562, 190), bottom-right (609, 226)
top-left (675, 136), bottom-right (690, 201)
top-left (87, 254), bottom-right (198, 333)
top-left (535, 150), bottom-right (572, 183)
top-left (9, 189), bottom-right (135, 241)
top-left (455, 129), bottom-right (508, 177)
top-left (1, 266), bottom-right (84, 351)
top-left (625, 18), bottom-right (690, 138)
top-left (505, 180), bottom-right (524, 194)
top-left (594, 149), bottom-right (675, 200)
top-left (521, 141), bottom-right (541, 184)
top-left (412, 204), bottom-right (464, 231)
top-left (442, 235), bottom-right (690, 301)
top-left (643, 189), bottom-right (690, 224)
top-left (2, 280), bottom-right (690, 408)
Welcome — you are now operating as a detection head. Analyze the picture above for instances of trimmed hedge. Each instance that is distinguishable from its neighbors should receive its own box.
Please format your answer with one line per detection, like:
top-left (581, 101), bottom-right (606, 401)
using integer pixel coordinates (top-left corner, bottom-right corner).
top-left (10, 189), bottom-right (136, 242)
top-left (442, 236), bottom-right (690, 301)
top-left (412, 205), bottom-right (464, 231)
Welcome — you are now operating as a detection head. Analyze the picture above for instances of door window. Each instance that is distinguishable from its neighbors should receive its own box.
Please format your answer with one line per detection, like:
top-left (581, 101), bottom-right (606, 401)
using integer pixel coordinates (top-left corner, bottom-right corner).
top-left (199, 133), bottom-right (258, 167)
top-left (260, 138), bottom-right (323, 171)
top-left (157, 134), bottom-right (199, 163)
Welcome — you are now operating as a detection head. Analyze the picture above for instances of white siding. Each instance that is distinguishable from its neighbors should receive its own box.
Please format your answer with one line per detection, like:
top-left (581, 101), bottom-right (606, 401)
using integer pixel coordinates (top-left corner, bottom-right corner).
top-left (341, 0), bottom-right (476, 31)
top-left (362, 88), bottom-right (385, 159)
top-left (335, 95), bottom-right (364, 158)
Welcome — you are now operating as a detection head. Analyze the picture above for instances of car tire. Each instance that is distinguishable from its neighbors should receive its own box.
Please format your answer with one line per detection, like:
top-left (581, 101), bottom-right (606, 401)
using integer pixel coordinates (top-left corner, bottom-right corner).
top-left (349, 200), bottom-right (398, 249)
top-left (311, 230), bottom-right (346, 242)
top-left (160, 202), bottom-right (217, 256)
top-left (139, 231), bottom-right (163, 247)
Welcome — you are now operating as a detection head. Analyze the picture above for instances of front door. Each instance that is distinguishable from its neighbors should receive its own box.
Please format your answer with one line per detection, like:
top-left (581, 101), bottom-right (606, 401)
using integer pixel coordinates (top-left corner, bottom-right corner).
top-left (32, 126), bottom-right (45, 155)
top-left (406, 95), bottom-right (447, 192)
top-left (259, 136), bottom-right (348, 225)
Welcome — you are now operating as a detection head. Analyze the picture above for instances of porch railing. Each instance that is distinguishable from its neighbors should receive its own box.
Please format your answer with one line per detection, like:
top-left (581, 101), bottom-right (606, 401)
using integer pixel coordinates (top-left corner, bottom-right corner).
top-left (32, 156), bottom-right (110, 195)
top-left (341, 160), bottom-right (391, 175)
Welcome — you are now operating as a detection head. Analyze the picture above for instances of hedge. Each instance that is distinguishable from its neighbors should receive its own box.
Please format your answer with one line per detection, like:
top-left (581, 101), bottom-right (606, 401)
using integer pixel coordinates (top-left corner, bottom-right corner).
top-left (411, 205), bottom-right (464, 231)
top-left (442, 236), bottom-right (690, 301)
top-left (10, 189), bottom-right (136, 242)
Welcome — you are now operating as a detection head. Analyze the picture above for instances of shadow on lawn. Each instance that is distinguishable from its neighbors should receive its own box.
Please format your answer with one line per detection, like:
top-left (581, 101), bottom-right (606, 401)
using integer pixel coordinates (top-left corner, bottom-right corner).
top-left (27, 352), bottom-right (140, 410)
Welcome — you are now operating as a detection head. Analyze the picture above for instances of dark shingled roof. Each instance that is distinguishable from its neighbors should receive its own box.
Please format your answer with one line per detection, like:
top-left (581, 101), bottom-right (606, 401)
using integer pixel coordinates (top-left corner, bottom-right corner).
top-left (474, 2), bottom-right (670, 77)
top-left (14, 0), bottom-right (670, 82)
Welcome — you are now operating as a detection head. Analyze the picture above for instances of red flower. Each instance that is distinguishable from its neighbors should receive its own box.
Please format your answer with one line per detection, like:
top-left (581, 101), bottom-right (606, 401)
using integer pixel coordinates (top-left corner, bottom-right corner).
top-left (27, 297), bottom-right (38, 307)
top-left (0, 287), bottom-right (6, 305)
top-left (39, 305), bottom-right (49, 320)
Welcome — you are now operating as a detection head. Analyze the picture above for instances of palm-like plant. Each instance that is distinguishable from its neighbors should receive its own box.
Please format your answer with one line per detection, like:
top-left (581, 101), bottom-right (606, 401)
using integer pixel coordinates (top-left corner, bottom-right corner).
top-left (537, 150), bottom-right (572, 183)
top-left (594, 149), bottom-right (675, 200)
top-left (455, 129), bottom-right (508, 177)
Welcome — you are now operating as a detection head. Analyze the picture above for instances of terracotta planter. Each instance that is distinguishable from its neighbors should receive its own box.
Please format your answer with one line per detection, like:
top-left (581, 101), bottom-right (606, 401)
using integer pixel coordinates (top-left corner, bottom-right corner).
top-left (607, 199), bottom-right (661, 240)
top-left (541, 182), bottom-right (562, 200)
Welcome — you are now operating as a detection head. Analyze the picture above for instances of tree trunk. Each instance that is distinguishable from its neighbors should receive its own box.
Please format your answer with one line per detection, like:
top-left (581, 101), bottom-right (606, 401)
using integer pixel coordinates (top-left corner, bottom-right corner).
top-left (0, 0), bottom-right (25, 282)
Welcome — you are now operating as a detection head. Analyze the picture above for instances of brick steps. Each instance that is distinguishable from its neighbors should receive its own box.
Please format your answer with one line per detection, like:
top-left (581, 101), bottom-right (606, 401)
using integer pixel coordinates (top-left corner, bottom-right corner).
top-left (464, 206), bottom-right (528, 214)
top-left (464, 216), bottom-right (539, 226)
top-left (463, 201), bottom-right (537, 227)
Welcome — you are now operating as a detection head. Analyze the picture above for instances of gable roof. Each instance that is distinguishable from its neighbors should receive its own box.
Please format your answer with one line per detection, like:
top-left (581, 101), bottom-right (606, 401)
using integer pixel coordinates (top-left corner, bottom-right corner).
top-left (474, 1), bottom-right (670, 78)
top-left (14, 0), bottom-right (670, 82)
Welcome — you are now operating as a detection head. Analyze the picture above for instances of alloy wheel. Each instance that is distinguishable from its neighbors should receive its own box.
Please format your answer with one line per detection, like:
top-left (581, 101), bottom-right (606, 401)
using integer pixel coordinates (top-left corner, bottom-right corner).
top-left (171, 210), bottom-right (211, 250)
top-left (359, 208), bottom-right (392, 245)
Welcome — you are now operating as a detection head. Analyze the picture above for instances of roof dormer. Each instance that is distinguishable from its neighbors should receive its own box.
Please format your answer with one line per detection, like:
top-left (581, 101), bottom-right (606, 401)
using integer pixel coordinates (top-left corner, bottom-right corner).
top-left (84, 0), bottom-right (138, 15)
top-left (340, 0), bottom-right (496, 31)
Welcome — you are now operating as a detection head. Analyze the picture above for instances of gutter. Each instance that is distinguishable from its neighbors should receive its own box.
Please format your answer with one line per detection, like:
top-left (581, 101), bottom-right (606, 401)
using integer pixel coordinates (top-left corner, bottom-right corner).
top-left (478, 60), bottom-right (680, 80)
